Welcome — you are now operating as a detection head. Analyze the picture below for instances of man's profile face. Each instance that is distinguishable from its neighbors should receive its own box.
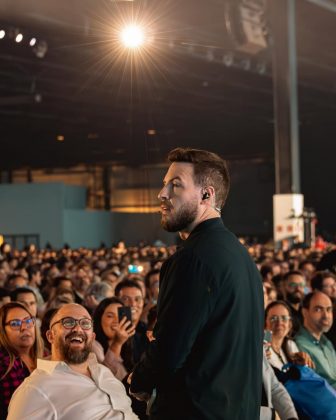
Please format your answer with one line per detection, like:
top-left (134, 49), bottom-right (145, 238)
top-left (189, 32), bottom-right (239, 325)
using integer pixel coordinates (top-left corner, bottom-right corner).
top-left (158, 162), bottom-right (201, 232)
top-left (48, 304), bottom-right (95, 365)
top-left (285, 274), bottom-right (305, 304)
top-left (303, 292), bottom-right (333, 335)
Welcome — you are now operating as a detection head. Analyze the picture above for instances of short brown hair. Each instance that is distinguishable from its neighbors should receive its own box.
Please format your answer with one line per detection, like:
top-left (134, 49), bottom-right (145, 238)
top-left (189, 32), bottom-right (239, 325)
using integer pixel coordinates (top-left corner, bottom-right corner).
top-left (168, 147), bottom-right (230, 208)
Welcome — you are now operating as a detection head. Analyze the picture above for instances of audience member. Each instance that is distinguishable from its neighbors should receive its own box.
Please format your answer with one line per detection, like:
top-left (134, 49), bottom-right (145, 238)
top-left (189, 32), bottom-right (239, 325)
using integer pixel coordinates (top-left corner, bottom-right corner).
top-left (295, 291), bottom-right (336, 388)
top-left (7, 303), bottom-right (138, 420)
top-left (0, 302), bottom-right (43, 418)
top-left (92, 297), bottom-right (135, 380)
top-left (11, 287), bottom-right (38, 318)
top-left (311, 271), bottom-right (336, 348)
top-left (115, 279), bottom-right (148, 367)
top-left (282, 271), bottom-right (306, 334)
top-left (264, 301), bottom-right (314, 373)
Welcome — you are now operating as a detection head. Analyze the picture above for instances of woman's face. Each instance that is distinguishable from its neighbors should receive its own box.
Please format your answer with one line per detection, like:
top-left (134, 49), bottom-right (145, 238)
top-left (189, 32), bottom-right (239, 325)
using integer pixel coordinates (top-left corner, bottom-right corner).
top-left (101, 303), bottom-right (122, 339)
top-left (5, 307), bottom-right (36, 351)
top-left (265, 304), bottom-right (292, 340)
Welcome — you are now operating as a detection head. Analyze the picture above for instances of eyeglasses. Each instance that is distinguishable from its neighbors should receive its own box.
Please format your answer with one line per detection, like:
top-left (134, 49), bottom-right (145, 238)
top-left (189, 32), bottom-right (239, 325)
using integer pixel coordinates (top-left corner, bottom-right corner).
top-left (269, 315), bottom-right (291, 323)
top-left (5, 317), bottom-right (35, 330)
top-left (288, 282), bottom-right (305, 289)
top-left (120, 296), bottom-right (143, 305)
top-left (50, 317), bottom-right (93, 330)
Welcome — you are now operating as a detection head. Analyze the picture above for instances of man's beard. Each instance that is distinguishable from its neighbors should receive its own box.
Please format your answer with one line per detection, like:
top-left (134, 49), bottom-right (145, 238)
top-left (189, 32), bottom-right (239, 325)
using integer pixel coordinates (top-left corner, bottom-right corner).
top-left (58, 332), bottom-right (92, 364)
top-left (286, 291), bottom-right (303, 305)
top-left (161, 200), bottom-right (198, 232)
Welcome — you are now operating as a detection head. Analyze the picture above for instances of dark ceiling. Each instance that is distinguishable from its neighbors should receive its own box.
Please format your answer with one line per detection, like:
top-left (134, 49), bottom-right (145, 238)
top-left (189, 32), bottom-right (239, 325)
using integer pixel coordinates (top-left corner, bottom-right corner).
top-left (0, 0), bottom-right (335, 171)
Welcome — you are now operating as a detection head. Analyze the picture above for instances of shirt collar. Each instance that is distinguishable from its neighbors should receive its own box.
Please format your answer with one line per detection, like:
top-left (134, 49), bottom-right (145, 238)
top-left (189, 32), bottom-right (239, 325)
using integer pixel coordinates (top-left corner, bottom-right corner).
top-left (186, 217), bottom-right (224, 240)
top-left (299, 326), bottom-right (326, 345)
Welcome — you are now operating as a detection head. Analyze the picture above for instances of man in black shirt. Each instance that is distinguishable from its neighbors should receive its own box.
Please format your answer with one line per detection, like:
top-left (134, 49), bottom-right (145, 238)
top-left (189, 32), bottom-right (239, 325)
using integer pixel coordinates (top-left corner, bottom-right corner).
top-left (282, 270), bottom-right (306, 336)
top-left (129, 148), bottom-right (264, 419)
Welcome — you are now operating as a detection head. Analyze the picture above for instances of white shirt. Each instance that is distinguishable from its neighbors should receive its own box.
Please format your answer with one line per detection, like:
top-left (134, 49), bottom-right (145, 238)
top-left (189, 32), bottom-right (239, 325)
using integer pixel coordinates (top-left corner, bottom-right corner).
top-left (268, 339), bottom-right (299, 370)
top-left (7, 355), bottom-right (138, 420)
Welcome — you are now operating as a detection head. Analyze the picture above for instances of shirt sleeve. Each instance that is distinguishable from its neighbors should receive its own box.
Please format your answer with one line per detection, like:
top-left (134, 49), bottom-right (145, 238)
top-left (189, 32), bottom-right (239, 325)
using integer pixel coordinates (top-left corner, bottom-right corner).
top-left (7, 383), bottom-right (57, 420)
top-left (131, 249), bottom-right (216, 393)
top-left (91, 340), bottom-right (128, 381)
top-left (287, 339), bottom-right (299, 354)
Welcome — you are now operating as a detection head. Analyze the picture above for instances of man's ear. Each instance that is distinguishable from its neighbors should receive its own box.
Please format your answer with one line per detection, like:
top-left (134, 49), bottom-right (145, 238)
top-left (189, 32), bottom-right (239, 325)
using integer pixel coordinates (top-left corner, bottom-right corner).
top-left (46, 329), bottom-right (54, 344)
top-left (92, 331), bottom-right (96, 341)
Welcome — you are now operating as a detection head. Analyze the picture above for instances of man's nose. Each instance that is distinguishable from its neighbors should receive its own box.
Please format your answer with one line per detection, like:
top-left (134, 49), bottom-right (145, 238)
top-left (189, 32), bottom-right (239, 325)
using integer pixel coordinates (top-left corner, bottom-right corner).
top-left (158, 185), bottom-right (169, 201)
top-left (71, 322), bottom-right (84, 332)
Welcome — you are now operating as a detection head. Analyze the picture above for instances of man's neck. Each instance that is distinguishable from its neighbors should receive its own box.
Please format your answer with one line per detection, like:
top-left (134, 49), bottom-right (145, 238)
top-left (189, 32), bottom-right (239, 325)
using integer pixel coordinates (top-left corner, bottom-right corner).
top-left (304, 324), bottom-right (322, 341)
top-left (179, 211), bottom-right (220, 240)
top-left (51, 352), bottom-right (91, 377)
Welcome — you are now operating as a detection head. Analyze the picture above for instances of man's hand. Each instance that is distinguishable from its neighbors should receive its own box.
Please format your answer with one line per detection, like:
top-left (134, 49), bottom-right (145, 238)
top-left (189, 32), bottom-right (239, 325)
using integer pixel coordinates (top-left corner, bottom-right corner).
top-left (127, 373), bottom-right (151, 401)
top-left (292, 351), bottom-right (315, 369)
top-left (129, 391), bottom-right (151, 402)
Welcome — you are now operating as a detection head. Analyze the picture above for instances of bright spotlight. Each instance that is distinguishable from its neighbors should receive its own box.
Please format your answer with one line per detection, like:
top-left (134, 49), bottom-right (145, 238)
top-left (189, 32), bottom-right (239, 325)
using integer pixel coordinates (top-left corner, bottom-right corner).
top-left (120, 25), bottom-right (145, 48)
top-left (0, 30), bottom-right (5, 39)
top-left (29, 37), bottom-right (37, 47)
top-left (15, 33), bottom-right (23, 43)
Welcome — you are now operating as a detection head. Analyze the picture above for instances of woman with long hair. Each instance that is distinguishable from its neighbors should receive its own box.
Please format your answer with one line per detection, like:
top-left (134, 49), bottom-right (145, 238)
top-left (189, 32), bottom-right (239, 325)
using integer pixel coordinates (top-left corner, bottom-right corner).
top-left (264, 300), bottom-right (314, 372)
top-left (0, 301), bottom-right (43, 418)
top-left (92, 297), bottom-right (135, 381)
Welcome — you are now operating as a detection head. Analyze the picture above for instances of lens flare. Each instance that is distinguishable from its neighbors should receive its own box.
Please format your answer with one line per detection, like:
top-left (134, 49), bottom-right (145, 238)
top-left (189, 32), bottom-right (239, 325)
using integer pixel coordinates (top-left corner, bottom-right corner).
top-left (120, 25), bottom-right (145, 48)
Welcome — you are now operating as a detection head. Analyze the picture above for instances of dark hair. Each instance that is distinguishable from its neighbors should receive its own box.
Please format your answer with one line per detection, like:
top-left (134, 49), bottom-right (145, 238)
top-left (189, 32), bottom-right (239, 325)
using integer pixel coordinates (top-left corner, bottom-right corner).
top-left (283, 270), bottom-right (305, 282)
top-left (167, 147), bottom-right (230, 208)
top-left (260, 264), bottom-right (273, 280)
top-left (40, 308), bottom-right (58, 352)
top-left (298, 260), bottom-right (315, 270)
top-left (145, 269), bottom-right (160, 289)
top-left (311, 271), bottom-right (336, 291)
top-left (27, 265), bottom-right (41, 280)
top-left (0, 287), bottom-right (11, 299)
top-left (93, 297), bottom-right (124, 353)
top-left (11, 287), bottom-right (37, 302)
top-left (302, 292), bottom-right (316, 309)
top-left (115, 279), bottom-right (143, 297)
top-left (52, 276), bottom-right (72, 288)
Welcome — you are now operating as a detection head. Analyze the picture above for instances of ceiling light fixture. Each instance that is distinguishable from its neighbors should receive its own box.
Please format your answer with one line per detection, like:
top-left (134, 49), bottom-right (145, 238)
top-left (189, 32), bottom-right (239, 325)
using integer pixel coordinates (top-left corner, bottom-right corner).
top-left (15, 33), bottom-right (23, 43)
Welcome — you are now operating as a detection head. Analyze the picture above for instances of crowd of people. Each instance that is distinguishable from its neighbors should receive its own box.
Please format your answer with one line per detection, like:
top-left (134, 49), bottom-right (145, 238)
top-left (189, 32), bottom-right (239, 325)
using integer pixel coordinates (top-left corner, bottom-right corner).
top-left (0, 147), bottom-right (335, 420)
top-left (0, 238), bottom-right (335, 419)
